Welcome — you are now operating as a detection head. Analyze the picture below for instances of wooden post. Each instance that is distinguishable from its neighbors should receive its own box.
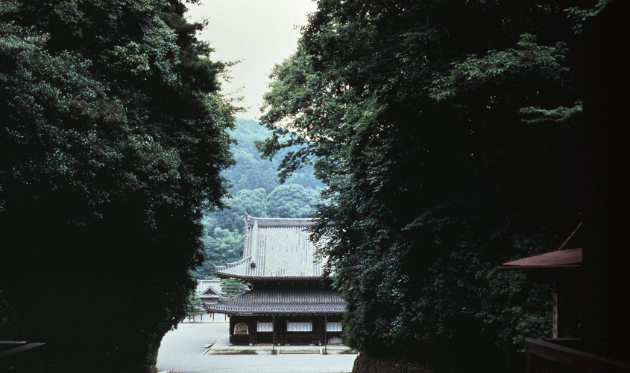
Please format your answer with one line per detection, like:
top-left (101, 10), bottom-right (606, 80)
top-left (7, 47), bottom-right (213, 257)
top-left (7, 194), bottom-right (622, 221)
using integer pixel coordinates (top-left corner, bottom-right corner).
top-left (553, 292), bottom-right (558, 338)
top-left (272, 315), bottom-right (275, 353)
top-left (324, 314), bottom-right (327, 355)
top-left (526, 346), bottom-right (531, 373)
top-left (250, 320), bottom-right (254, 346)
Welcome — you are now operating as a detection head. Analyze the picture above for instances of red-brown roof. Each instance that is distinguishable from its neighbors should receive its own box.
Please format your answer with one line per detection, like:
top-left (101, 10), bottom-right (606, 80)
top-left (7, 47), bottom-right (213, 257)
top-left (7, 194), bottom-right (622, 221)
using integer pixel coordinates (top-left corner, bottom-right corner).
top-left (500, 248), bottom-right (582, 271)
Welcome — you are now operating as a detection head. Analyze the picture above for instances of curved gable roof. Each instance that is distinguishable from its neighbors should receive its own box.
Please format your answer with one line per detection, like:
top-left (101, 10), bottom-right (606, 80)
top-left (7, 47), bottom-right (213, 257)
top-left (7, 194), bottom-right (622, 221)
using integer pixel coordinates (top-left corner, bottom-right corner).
top-left (214, 216), bottom-right (322, 280)
top-left (197, 279), bottom-right (222, 295)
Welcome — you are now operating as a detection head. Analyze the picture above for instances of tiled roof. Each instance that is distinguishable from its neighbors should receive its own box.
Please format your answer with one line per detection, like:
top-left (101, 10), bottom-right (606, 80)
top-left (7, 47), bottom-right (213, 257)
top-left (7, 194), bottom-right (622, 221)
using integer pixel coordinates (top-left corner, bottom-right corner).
top-left (204, 289), bottom-right (346, 315)
top-left (214, 216), bottom-right (323, 280)
top-left (500, 248), bottom-right (582, 271)
top-left (197, 279), bottom-right (222, 301)
top-left (197, 279), bottom-right (222, 295)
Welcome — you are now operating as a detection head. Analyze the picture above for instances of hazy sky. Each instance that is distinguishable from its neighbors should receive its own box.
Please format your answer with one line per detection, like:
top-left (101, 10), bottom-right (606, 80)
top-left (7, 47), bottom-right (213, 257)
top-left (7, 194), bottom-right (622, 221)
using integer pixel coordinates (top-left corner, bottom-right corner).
top-left (187, 0), bottom-right (318, 120)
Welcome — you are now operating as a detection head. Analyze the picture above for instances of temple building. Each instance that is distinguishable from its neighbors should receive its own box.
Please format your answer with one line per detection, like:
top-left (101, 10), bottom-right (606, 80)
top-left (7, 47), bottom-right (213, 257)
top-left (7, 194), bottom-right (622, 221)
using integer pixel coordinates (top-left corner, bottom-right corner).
top-left (197, 279), bottom-right (221, 308)
top-left (206, 216), bottom-right (346, 346)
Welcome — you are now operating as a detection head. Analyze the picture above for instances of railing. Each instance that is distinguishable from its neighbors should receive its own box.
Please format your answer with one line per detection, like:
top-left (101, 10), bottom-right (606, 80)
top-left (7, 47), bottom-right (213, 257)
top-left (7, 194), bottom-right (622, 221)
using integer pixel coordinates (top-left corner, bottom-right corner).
top-left (0, 342), bottom-right (45, 372)
top-left (526, 339), bottom-right (630, 373)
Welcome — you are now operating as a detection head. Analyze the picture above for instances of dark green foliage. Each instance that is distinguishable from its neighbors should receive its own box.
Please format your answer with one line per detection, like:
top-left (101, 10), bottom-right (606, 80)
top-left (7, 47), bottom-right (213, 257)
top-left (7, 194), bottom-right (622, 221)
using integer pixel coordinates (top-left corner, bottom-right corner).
top-left (186, 291), bottom-right (204, 320)
top-left (339, 208), bottom-right (562, 367)
top-left (221, 278), bottom-right (246, 297)
top-left (200, 225), bottom-right (245, 265)
top-left (212, 188), bottom-right (269, 232)
top-left (266, 183), bottom-right (320, 218)
top-left (0, 0), bottom-right (235, 371)
top-left (259, 0), bottom-right (602, 369)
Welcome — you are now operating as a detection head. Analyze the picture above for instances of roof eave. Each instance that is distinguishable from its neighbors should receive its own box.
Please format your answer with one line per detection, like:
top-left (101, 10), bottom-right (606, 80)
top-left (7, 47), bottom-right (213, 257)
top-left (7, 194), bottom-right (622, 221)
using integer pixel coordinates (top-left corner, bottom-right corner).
top-left (212, 271), bottom-right (323, 281)
top-left (498, 264), bottom-right (582, 272)
top-left (204, 308), bottom-right (346, 316)
top-left (213, 270), bottom-right (235, 279)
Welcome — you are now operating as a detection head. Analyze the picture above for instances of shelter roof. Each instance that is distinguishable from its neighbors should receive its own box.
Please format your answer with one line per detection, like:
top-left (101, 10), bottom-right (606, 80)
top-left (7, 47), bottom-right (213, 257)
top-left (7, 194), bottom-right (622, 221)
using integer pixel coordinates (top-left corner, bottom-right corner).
top-left (214, 216), bottom-right (323, 280)
top-left (499, 218), bottom-right (583, 272)
top-left (204, 289), bottom-right (345, 315)
top-left (500, 248), bottom-right (582, 271)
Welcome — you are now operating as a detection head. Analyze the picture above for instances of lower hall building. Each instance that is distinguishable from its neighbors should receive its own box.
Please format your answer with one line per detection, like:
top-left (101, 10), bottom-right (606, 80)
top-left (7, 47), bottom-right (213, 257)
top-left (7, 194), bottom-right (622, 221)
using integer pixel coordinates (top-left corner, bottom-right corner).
top-left (206, 216), bottom-right (346, 346)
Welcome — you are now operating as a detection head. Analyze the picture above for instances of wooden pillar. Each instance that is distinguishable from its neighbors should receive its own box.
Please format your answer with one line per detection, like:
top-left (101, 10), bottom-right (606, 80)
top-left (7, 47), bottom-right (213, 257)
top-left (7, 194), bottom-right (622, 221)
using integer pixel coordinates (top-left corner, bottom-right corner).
top-left (553, 291), bottom-right (558, 339)
top-left (272, 315), bottom-right (275, 352)
top-left (249, 319), bottom-right (255, 346)
top-left (228, 316), bottom-right (234, 345)
top-left (324, 314), bottom-right (327, 354)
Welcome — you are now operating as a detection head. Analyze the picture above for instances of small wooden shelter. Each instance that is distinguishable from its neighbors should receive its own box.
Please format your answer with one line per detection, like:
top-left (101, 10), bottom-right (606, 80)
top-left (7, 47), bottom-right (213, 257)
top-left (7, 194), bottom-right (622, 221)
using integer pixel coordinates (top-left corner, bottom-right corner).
top-left (500, 220), bottom-right (583, 338)
top-left (500, 218), bottom-right (630, 372)
top-left (206, 216), bottom-right (346, 346)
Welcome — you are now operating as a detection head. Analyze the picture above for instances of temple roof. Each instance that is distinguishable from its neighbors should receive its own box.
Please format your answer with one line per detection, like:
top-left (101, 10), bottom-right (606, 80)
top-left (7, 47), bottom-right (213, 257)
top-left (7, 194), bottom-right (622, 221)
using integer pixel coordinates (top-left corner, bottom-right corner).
top-left (197, 279), bottom-right (221, 299)
top-left (214, 216), bottom-right (323, 280)
top-left (499, 248), bottom-right (582, 271)
top-left (204, 289), bottom-right (346, 315)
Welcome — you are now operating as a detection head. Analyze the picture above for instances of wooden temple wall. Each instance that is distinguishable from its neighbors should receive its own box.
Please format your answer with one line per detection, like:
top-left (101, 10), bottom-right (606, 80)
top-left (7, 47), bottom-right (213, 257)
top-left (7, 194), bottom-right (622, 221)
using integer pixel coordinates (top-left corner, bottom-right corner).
top-left (229, 315), bottom-right (344, 346)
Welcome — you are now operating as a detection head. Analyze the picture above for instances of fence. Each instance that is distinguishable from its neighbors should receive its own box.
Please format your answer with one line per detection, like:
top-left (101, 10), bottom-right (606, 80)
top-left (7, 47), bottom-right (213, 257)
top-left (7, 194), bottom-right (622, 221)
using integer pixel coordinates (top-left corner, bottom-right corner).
top-left (525, 339), bottom-right (630, 373)
top-left (0, 342), bottom-right (45, 373)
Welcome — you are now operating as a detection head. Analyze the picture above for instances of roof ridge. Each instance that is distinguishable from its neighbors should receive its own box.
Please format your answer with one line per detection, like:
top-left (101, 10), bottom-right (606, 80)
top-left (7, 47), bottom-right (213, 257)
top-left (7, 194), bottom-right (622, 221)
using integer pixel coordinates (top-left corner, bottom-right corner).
top-left (245, 216), bottom-right (317, 227)
top-left (247, 215), bottom-right (317, 221)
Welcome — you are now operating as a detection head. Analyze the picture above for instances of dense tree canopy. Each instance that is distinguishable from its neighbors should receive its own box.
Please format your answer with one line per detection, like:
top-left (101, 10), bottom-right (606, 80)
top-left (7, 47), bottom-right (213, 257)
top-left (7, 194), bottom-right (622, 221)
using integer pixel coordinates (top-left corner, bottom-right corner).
top-left (0, 0), bottom-right (235, 371)
top-left (259, 0), bottom-right (606, 370)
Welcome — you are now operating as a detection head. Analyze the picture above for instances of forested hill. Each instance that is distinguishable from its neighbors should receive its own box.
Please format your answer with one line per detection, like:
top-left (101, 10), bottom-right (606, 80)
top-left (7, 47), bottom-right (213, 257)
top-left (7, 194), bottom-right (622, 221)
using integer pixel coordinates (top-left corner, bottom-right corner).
top-left (192, 118), bottom-right (323, 279)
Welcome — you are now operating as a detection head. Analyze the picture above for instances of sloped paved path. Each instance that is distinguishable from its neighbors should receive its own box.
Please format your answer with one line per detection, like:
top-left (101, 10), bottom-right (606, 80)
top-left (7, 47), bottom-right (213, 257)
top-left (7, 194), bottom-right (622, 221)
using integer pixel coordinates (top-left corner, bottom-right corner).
top-left (156, 322), bottom-right (357, 373)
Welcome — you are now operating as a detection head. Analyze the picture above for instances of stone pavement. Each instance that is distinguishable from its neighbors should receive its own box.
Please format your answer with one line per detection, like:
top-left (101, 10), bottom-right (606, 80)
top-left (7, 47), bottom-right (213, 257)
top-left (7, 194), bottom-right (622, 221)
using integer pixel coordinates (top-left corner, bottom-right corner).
top-left (207, 332), bottom-right (354, 355)
top-left (157, 321), bottom-right (357, 373)
top-left (180, 312), bottom-right (229, 323)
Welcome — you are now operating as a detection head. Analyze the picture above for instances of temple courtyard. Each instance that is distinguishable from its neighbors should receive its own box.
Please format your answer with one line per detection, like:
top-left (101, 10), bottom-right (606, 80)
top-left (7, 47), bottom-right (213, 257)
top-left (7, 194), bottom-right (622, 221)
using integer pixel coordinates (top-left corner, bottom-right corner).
top-left (157, 321), bottom-right (357, 373)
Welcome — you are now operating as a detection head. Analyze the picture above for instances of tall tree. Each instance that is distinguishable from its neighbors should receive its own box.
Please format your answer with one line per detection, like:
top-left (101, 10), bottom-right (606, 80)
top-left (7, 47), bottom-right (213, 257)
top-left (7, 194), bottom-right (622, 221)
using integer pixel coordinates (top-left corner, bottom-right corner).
top-left (266, 183), bottom-right (317, 218)
top-left (0, 0), bottom-right (235, 371)
top-left (259, 0), bottom-right (604, 370)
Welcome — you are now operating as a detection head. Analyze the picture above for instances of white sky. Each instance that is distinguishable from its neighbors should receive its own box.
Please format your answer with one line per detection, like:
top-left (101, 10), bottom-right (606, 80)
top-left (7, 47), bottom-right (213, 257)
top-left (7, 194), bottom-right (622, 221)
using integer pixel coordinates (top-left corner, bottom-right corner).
top-left (186, 0), bottom-right (318, 120)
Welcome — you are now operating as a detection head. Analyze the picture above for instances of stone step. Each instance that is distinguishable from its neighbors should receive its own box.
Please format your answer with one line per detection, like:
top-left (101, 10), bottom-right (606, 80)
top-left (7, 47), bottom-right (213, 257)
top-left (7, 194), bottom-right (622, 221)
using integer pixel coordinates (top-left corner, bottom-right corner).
top-left (277, 347), bottom-right (322, 354)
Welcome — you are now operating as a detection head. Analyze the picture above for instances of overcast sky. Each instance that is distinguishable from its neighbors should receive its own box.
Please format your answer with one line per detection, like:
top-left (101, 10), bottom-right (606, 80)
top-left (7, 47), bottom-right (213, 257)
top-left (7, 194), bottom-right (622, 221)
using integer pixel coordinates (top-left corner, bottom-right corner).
top-left (186, 0), bottom-right (318, 120)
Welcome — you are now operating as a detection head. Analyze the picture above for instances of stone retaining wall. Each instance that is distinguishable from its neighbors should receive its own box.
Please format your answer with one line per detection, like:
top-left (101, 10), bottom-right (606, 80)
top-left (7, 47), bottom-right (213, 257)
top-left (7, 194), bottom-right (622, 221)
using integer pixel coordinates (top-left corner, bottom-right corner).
top-left (111, 364), bottom-right (157, 373)
top-left (352, 354), bottom-right (434, 373)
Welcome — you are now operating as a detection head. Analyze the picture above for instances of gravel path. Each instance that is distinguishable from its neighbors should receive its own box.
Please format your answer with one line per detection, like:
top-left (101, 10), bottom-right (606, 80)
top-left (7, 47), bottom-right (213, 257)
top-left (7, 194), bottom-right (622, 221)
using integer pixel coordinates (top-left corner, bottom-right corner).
top-left (156, 322), bottom-right (357, 373)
